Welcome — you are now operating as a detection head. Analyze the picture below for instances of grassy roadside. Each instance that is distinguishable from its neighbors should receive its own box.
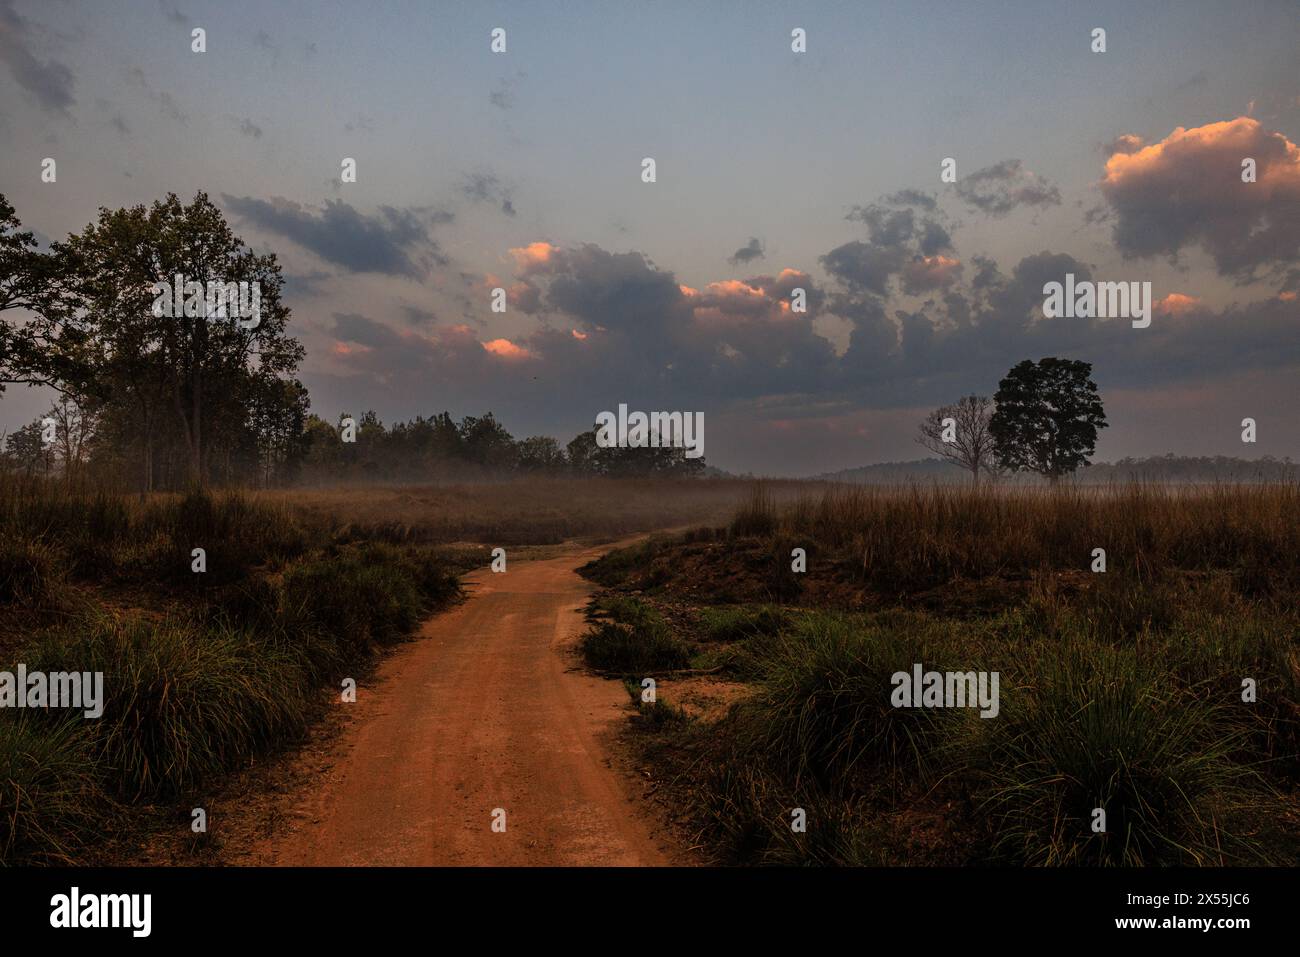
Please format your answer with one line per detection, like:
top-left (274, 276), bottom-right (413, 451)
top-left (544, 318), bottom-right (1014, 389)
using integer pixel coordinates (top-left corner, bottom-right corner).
top-left (0, 480), bottom-right (461, 865)
top-left (577, 483), bottom-right (1300, 866)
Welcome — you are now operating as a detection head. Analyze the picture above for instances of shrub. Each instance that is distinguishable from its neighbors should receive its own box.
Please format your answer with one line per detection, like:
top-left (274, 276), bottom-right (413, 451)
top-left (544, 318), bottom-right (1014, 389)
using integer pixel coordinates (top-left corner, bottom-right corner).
top-left (0, 715), bottom-right (103, 864)
top-left (581, 598), bottom-right (691, 673)
top-left (970, 640), bottom-right (1264, 865)
top-left (0, 534), bottom-right (64, 608)
top-left (23, 615), bottom-right (313, 799)
top-left (743, 612), bottom-right (955, 790)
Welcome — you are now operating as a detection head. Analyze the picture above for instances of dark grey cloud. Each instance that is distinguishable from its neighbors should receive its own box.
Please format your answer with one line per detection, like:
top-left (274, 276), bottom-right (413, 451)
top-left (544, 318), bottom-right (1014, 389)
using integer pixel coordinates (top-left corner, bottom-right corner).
top-left (281, 269), bottom-right (334, 299)
top-left (918, 220), bottom-right (952, 256)
top-left (955, 159), bottom-right (1062, 216)
top-left (0, 0), bottom-right (75, 115)
top-left (401, 305), bottom-right (437, 327)
top-left (507, 281), bottom-right (541, 313)
top-left (847, 204), bottom-right (916, 246)
top-left (822, 190), bottom-right (956, 298)
top-left (538, 245), bottom-right (689, 345)
top-left (222, 195), bottom-right (449, 277)
top-left (728, 237), bottom-right (764, 266)
top-left (884, 189), bottom-right (937, 210)
top-left (820, 240), bottom-right (907, 296)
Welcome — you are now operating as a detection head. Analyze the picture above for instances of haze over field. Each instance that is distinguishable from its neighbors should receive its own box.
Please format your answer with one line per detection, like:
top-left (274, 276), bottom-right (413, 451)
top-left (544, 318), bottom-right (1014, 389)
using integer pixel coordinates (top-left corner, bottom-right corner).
top-left (1, 0), bottom-right (1297, 476)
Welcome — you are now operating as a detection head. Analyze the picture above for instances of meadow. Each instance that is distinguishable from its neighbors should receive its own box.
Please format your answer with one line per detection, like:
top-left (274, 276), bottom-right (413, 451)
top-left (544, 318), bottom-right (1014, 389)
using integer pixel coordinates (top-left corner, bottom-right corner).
top-left (579, 482), bottom-right (1300, 865)
top-left (4, 473), bottom-right (1296, 867)
top-left (0, 474), bottom-right (757, 864)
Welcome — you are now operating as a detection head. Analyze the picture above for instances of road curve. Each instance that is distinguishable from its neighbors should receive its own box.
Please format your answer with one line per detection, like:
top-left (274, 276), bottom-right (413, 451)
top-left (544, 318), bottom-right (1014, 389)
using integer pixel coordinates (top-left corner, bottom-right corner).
top-left (261, 543), bottom-right (673, 866)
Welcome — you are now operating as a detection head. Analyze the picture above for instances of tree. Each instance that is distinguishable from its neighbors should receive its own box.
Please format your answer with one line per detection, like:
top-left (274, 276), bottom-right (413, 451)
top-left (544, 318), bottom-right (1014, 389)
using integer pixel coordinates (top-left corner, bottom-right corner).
top-left (565, 430), bottom-right (600, 474)
top-left (4, 418), bottom-right (55, 478)
top-left (917, 394), bottom-right (999, 484)
top-left (458, 413), bottom-right (519, 472)
top-left (517, 435), bottom-right (565, 472)
top-left (39, 191), bottom-right (305, 488)
top-left (46, 395), bottom-right (98, 484)
top-left (0, 193), bottom-right (65, 397)
top-left (564, 426), bottom-right (706, 477)
top-left (990, 358), bottom-right (1107, 483)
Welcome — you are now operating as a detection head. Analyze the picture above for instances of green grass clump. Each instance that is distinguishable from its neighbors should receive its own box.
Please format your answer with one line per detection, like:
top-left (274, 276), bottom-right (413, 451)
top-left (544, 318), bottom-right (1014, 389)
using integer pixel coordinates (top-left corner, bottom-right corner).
top-left (581, 597), bottom-right (691, 673)
top-left (0, 534), bottom-right (65, 608)
top-left (699, 604), bottom-right (792, 643)
top-left (633, 600), bottom-right (1296, 866)
top-left (742, 611), bottom-right (956, 790)
top-left (281, 542), bottom-right (458, 678)
top-left (23, 615), bottom-right (313, 799)
top-left (579, 535), bottom-right (672, 587)
top-left (0, 715), bottom-right (103, 864)
top-left (970, 639), bottom-right (1265, 865)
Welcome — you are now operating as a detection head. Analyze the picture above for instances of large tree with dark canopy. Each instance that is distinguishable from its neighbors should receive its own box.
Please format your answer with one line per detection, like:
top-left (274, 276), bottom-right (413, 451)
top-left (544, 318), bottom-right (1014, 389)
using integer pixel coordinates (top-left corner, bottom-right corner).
top-left (990, 358), bottom-right (1107, 483)
top-left (13, 192), bottom-right (306, 489)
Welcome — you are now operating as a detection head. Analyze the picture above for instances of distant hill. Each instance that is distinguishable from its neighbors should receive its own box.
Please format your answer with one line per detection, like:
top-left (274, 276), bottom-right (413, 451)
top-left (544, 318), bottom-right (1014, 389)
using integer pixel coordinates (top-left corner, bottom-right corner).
top-left (813, 454), bottom-right (1298, 484)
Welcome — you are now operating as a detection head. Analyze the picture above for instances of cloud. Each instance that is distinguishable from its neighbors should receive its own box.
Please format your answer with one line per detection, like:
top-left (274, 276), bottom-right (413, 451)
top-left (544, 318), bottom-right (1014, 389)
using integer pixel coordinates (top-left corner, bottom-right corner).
top-left (0, 0), bottom-right (75, 114)
top-left (955, 159), bottom-right (1062, 215)
top-left (1101, 117), bottom-right (1300, 277)
top-left (313, 221), bottom-right (1300, 455)
top-left (482, 338), bottom-right (533, 361)
top-left (281, 269), bottom-right (334, 299)
top-left (222, 195), bottom-right (449, 277)
top-left (253, 30), bottom-right (280, 56)
top-left (1103, 134), bottom-right (1144, 158)
top-left (400, 304), bottom-right (437, 327)
top-left (728, 237), bottom-right (765, 266)
top-left (509, 241), bottom-right (559, 274)
top-left (884, 189), bottom-right (938, 210)
top-left (125, 66), bottom-right (187, 123)
top-left (95, 100), bottom-right (129, 136)
top-left (460, 172), bottom-right (516, 217)
top-left (1154, 293), bottom-right (1203, 316)
top-left (901, 255), bottom-right (963, 294)
top-left (820, 241), bottom-right (906, 296)
top-left (823, 192), bottom-right (954, 298)
top-left (489, 72), bottom-right (525, 110)
top-left (158, 2), bottom-right (189, 26)
top-left (507, 281), bottom-right (542, 313)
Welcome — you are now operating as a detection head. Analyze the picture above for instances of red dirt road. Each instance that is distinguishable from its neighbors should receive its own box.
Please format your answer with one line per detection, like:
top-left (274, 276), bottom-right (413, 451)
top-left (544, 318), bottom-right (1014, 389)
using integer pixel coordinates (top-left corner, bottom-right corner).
top-left (260, 544), bottom-right (674, 866)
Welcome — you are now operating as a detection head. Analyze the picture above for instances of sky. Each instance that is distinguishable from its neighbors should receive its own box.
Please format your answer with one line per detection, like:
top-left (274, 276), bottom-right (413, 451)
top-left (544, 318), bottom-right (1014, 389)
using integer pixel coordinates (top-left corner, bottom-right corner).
top-left (1, 0), bottom-right (1297, 476)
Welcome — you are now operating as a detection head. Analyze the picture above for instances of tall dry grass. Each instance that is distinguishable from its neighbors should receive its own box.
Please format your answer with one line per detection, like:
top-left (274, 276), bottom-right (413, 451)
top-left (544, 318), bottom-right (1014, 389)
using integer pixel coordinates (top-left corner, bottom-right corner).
top-left (258, 477), bottom-right (791, 546)
top-left (733, 481), bottom-right (1300, 590)
top-left (613, 480), bottom-right (1300, 866)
